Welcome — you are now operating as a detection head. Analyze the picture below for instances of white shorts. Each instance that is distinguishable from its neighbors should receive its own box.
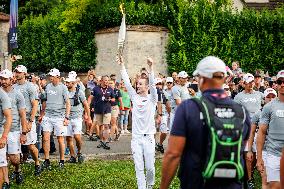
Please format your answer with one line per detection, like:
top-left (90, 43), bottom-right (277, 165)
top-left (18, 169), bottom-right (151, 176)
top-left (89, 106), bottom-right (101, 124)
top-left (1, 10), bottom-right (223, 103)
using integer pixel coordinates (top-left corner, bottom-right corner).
top-left (42, 116), bottom-right (67, 136)
top-left (0, 146), bottom-right (7, 167)
top-left (169, 112), bottom-right (175, 132)
top-left (160, 115), bottom-right (169, 133)
top-left (262, 150), bottom-right (268, 167)
top-left (266, 153), bottom-right (281, 182)
top-left (7, 131), bottom-right (21, 154)
top-left (66, 118), bottom-right (83, 136)
top-left (23, 121), bottom-right (37, 145)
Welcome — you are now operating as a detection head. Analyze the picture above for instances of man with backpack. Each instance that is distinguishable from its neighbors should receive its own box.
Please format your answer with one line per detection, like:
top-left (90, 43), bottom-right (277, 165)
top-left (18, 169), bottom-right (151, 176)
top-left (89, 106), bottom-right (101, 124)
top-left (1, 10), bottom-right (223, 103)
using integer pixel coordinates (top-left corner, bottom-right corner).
top-left (65, 73), bottom-right (92, 163)
top-left (160, 56), bottom-right (251, 189)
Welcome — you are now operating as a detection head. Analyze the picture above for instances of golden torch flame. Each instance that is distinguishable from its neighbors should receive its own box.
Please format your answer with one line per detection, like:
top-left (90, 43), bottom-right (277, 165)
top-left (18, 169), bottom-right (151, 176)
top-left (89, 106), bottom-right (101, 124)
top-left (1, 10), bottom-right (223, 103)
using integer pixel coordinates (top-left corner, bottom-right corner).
top-left (119, 3), bottom-right (125, 15)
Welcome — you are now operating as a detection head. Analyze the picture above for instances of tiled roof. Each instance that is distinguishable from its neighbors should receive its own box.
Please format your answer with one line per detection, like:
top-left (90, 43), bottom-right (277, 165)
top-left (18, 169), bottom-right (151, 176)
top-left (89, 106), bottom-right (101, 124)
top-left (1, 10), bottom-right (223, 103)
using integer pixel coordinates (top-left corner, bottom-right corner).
top-left (0, 12), bottom-right (9, 21)
top-left (245, 0), bottom-right (284, 10)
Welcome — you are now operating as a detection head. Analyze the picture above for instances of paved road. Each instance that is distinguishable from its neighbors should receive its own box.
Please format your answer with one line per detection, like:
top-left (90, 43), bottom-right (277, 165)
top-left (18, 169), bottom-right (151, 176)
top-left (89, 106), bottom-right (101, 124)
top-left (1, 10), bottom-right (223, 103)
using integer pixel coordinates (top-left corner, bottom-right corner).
top-left (43, 133), bottom-right (168, 160)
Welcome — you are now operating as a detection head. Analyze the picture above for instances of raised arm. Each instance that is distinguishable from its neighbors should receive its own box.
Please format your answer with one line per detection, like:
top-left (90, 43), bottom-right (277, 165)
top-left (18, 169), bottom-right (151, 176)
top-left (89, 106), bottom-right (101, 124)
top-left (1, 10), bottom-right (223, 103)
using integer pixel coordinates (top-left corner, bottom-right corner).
top-left (147, 58), bottom-right (158, 103)
top-left (117, 56), bottom-right (136, 97)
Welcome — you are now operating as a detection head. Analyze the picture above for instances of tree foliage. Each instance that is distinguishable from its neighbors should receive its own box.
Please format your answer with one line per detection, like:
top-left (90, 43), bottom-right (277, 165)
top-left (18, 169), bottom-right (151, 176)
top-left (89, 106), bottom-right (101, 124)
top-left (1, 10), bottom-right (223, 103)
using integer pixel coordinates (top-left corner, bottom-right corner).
top-left (13, 0), bottom-right (284, 75)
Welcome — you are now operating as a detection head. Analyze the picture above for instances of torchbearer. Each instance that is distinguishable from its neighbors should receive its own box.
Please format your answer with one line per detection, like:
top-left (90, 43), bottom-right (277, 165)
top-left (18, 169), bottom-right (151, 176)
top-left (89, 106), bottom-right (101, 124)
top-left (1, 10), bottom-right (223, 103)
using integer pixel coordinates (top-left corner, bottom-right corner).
top-left (117, 55), bottom-right (158, 189)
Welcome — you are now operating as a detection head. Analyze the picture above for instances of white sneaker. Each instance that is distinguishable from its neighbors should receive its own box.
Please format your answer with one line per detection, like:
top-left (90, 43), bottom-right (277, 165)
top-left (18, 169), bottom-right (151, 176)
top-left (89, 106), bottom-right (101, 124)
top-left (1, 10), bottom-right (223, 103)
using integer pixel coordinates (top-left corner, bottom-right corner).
top-left (120, 130), bottom-right (125, 135)
top-left (124, 129), bottom-right (131, 134)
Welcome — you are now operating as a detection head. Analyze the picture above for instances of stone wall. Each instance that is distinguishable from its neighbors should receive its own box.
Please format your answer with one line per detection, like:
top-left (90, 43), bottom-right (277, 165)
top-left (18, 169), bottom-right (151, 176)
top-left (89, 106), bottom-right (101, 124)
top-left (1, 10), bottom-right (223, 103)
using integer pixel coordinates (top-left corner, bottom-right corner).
top-left (95, 25), bottom-right (169, 80)
top-left (0, 12), bottom-right (10, 71)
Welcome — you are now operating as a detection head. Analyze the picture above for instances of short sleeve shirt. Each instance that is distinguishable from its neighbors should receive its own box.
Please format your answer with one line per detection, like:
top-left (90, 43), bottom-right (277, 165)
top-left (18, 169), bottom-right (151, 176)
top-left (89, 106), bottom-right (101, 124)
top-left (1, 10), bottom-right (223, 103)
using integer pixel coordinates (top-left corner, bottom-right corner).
top-left (91, 86), bottom-right (114, 114)
top-left (171, 89), bottom-right (251, 189)
top-left (0, 88), bottom-right (12, 134)
top-left (14, 81), bottom-right (38, 118)
top-left (259, 98), bottom-right (284, 157)
top-left (69, 90), bottom-right (86, 119)
top-left (43, 83), bottom-right (69, 118)
top-left (7, 88), bottom-right (26, 132)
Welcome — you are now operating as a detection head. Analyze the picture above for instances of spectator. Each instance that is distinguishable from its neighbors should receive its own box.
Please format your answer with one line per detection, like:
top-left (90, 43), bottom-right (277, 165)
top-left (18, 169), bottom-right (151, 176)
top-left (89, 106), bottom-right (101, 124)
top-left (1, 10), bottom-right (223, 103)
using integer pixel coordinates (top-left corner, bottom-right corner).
top-left (119, 80), bottom-right (131, 135)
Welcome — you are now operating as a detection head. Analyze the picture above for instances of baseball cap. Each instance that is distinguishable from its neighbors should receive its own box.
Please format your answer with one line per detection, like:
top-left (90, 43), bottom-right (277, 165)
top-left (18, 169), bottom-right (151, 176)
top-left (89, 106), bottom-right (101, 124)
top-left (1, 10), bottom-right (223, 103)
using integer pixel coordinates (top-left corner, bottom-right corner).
top-left (178, 71), bottom-right (188, 78)
top-left (39, 74), bottom-right (47, 80)
top-left (14, 65), bottom-right (27, 73)
top-left (155, 78), bottom-right (163, 84)
top-left (276, 70), bottom-right (284, 79)
top-left (65, 76), bottom-right (77, 83)
top-left (243, 73), bottom-right (254, 83)
top-left (166, 77), bottom-right (173, 83)
top-left (193, 56), bottom-right (226, 78)
top-left (264, 88), bottom-right (277, 98)
top-left (0, 69), bottom-right (13, 79)
top-left (68, 71), bottom-right (77, 78)
top-left (48, 68), bottom-right (60, 77)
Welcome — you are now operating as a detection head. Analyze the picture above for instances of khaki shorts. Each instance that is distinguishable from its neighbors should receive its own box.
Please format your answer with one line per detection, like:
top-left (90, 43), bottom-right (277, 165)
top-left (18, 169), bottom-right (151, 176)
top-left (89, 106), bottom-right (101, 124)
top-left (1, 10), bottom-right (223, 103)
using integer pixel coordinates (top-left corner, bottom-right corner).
top-left (95, 113), bottom-right (111, 125)
top-left (111, 106), bottom-right (119, 118)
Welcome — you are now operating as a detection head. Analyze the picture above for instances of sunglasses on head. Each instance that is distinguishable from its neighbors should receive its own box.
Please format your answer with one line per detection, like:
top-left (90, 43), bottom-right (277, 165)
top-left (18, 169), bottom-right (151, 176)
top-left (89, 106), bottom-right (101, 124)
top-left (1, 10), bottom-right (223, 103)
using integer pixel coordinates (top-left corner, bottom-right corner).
top-left (276, 79), bottom-right (284, 85)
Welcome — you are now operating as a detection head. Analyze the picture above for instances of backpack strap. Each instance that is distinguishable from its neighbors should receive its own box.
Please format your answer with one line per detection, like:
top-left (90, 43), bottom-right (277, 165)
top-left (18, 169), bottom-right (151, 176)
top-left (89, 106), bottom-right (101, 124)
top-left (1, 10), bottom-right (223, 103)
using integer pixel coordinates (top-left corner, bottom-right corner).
top-left (191, 97), bottom-right (211, 127)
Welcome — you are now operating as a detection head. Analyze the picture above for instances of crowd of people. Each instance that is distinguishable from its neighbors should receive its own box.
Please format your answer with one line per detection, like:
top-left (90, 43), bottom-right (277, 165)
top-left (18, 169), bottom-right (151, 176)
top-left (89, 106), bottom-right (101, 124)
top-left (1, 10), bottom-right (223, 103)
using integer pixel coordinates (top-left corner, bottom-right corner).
top-left (0, 55), bottom-right (283, 189)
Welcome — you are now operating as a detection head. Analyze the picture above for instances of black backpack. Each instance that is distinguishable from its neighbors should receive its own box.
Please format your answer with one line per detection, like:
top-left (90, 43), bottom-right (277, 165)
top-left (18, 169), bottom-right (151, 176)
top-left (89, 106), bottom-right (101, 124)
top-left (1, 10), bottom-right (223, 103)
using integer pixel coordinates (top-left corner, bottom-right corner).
top-left (73, 84), bottom-right (81, 106)
top-left (191, 96), bottom-right (246, 181)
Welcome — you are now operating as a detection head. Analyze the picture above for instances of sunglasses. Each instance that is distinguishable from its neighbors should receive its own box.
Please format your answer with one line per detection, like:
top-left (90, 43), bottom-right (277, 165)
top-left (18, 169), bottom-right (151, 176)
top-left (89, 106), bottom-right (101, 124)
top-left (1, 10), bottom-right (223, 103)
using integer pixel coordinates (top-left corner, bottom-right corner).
top-left (167, 82), bottom-right (173, 84)
top-left (156, 83), bottom-right (162, 85)
top-left (276, 80), bottom-right (284, 85)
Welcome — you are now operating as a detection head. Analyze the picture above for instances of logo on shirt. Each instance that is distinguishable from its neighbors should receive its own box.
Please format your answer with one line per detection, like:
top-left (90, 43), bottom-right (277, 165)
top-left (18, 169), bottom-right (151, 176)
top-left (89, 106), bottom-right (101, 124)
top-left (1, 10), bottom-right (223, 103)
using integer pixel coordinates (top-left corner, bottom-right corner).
top-left (214, 108), bottom-right (235, 118)
top-left (242, 98), bottom-right (257, 103)
top-left (47, 90), bottom-right (57, 95)
top-left (276, 110), bottom-right (284, 118)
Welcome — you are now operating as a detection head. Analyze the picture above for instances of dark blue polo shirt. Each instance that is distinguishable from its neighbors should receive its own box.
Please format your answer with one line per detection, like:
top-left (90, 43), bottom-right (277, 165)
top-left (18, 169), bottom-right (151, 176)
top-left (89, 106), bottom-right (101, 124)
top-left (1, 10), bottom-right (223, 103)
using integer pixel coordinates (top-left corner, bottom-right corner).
top-left (91, 85), bottom-right (114, 114)
top-left (111, 88), bottom-right (121, 106)
top-left (171, 89), bottom-right (251, 189)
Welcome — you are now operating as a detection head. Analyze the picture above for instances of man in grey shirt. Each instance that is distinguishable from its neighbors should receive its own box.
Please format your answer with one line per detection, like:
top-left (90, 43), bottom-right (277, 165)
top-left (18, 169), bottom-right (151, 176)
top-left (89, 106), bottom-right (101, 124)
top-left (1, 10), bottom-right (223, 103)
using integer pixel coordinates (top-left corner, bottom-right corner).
top-left (169, 71), bottom-right (191, 130)
top-left (257, 70), bottom-right (284, 189)
top-left (39, 68), bottom-right (71, 169)
top-left (13, 65), bottom-right (41, 176)
top-left (0, 69), bottom-right (29, 184)
top-left (65, 74), bottom-right (91, 163)
top-left (0, 83), bottom-right (12, 188)
top-left (234, 73), bottom-right (263, 188)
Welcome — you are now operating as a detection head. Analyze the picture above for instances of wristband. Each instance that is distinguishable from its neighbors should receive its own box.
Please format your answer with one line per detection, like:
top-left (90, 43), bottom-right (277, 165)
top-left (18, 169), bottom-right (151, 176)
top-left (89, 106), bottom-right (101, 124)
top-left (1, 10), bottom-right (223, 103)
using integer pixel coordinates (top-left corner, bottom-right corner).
top-left (22, 132), bottom-right (27, 135)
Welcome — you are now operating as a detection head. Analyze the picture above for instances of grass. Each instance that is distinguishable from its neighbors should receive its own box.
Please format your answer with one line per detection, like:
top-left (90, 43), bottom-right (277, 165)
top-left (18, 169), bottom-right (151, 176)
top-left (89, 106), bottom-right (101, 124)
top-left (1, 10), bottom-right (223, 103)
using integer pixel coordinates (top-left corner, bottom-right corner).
top-left (11, 160), bottom-right (261, 189)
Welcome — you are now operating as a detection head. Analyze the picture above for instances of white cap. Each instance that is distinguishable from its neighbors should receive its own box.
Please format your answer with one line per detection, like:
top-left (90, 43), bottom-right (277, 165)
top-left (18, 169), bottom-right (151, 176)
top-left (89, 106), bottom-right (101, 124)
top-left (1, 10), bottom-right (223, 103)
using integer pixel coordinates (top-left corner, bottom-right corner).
top-left (223, 84), bottom-right (229, 89)
top-left (193, 56), bottom-right (226, 78)
top-left (264, 88), bottom-right (277, 98)
top-left (155, 78), bottom-right (163, 84)
top-left (243, 73), bottom-right (254, 83)
top-left (14, 65), bottom-right (27, 73)
top-left (0, 69), bottom-right (13, 79)
top-left (65, 76), bottom-right (77, 83)
top-left (276, 70), bottom-right (284, 79)
top-left (166, 77), bottom-right (174, 83)
top-left (178, 71), bottom-right (188, 78)
top-left (48, 68), bottom-right (60, 77)
top-left (68, 71), bottom-right (77, 78)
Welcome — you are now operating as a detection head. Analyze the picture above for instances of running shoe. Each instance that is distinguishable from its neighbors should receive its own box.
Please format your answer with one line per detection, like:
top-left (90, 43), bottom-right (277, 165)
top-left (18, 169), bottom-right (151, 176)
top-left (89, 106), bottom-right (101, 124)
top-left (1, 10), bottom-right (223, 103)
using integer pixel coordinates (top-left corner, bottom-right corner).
top-left (103, 142), bottom-right (111, 150)
top-left (155, 143), bottom-right (165, 153)
top-left (67, 156), bottom-right (77, 163)
top-left (42, 160), bottom-right (51, 170)
top-left (247, 179), bottom-right (255, 189)
top-left (59, 162), bottom-right (65, 169)
top-left (34, 165), bottom-right (42, 176)
top-left (2, 182), bottom-right (10, 189)
top-left (15, 172), bottom-right (24, 184)
top-left (77, 153), bottom-right (84, 163)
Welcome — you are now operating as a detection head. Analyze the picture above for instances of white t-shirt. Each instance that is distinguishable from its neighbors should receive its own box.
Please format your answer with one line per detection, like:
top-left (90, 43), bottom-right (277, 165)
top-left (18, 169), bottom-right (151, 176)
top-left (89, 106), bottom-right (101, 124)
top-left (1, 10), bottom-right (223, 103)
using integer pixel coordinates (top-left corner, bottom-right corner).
top-left (121, 67), bottom-right (157, 135)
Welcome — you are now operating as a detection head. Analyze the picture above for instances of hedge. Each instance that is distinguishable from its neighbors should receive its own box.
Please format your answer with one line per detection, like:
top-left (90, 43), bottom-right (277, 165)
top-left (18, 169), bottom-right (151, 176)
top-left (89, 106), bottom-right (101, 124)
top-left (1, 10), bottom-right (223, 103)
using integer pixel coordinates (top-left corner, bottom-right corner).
top-left (13, 0), bottom-right (284, 75)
